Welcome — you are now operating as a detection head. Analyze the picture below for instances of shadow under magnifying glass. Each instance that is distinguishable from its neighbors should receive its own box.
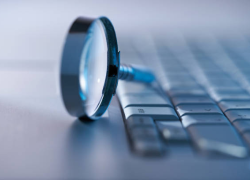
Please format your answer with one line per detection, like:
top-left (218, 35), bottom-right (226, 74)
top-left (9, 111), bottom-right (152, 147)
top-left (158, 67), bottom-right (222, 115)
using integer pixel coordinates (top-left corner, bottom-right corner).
top-left (61, 97), bottom-right (127, 178)
top-left (62, 115), bottom-right (112, 178)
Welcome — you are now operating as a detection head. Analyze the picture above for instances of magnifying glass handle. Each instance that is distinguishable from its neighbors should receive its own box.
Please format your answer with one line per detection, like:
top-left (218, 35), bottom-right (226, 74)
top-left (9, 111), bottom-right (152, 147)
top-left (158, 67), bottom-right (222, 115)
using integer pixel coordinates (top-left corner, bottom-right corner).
top-left (119, 64), bottom-right (155, 83)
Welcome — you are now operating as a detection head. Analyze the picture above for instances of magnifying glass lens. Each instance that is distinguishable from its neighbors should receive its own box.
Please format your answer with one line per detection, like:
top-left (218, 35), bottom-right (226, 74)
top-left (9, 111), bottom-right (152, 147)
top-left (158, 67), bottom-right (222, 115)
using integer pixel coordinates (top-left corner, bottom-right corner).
top-left (79, 19), bottom-right (108, 117)
top-left (61, 16), bottom-right (154, 120)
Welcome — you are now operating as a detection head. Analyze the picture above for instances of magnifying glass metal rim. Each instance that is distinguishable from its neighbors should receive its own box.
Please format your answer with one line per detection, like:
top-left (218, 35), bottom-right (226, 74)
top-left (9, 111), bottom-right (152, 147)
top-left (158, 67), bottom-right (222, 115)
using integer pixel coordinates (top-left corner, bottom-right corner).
top-left (60, 16), bottom-right (119, 120)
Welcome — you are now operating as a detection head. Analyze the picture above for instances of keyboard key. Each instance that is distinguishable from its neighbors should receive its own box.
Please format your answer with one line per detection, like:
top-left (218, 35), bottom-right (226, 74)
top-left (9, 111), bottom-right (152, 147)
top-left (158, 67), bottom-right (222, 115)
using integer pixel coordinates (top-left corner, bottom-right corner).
top-left (117, 81), bottom-right (156, 95)
top-left (160, 65), bottom-right (185, 72)
top-left (187, 124), bottom-right (248, 158)
top-left (233, 121), bottom-right (250, 134)
top-left (124, 106), bottom-right (179, 120)
top-left (205, 77), bottom-right (235, 84)
top-left (208, 86), bottom-right (244, 92)
top-left (163, 82), bottom-right (200, 91)
top-left (211, 93), bottom-right (250, 102)
top-left (204, 76), bottom-right (232, 81)
top-left (133, 139), bottom-right (163, 156)
top-left (206, 79), bottom-right (239, 89)
top-left (126, 116), bottom-right (155, 129)
top-left (199, 69), bottom-right (225, 74)
top-left (127, 120), bottom-right (163, 156)
top-left (119, 93), bottom-right (172, 108)
top-left (162, 76), bottom-right (197, 85)
top-left (224, 110), bottom-right (250, 122)
top-left (209, 88), bottom-right (247, 95)
top-left (201, 72), bottom-right (229, 79)
top-left (218, 101), bottom-right (250, 112)
top-left (181, 114), bottom-right (229, 128)
top-left (167, 83), bottom-right (201, 91)
top-left (168, 89), bottom-right (207, 97)
top-left (172, 96), bottom-right (215, 106)
top-left (198, 62), bottom-right (220, 70)
top-left (158, 58), bottom-right (180, 66)
top-left (129, 126), bottom-right (159, 140)
top-left (162, 74), bottom-right (194, 82)
top-left (158, 72), bottom-right (188, 78)
top-left (156, 121), bottom-right (189, 142)
top-left (176, 104), bottom-right (222, 117)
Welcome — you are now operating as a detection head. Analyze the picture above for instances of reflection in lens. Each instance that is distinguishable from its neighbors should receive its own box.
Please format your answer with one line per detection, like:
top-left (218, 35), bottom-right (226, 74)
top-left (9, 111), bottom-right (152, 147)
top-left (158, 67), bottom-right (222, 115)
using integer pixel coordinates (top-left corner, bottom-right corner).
top-left (79, 19), bottom-right (108, 117)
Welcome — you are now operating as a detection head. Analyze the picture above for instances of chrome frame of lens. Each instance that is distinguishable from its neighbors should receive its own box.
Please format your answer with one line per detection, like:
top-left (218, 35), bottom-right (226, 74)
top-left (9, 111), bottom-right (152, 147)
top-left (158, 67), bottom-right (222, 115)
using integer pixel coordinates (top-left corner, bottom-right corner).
top-left (60, 16), bottom-right (119, 120)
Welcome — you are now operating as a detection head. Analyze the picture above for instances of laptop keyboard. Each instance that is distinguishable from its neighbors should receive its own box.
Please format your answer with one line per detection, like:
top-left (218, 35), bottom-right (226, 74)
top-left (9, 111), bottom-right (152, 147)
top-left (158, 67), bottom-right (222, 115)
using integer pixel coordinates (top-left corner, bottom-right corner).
top-left (117, 36), bottom-right (250, 158)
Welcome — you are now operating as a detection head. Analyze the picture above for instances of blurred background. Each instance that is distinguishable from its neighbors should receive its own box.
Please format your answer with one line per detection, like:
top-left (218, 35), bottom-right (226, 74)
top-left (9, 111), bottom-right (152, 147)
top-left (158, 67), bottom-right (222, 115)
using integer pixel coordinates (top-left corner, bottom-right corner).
top-left (1, 0), bottom-right (250, 60)
top-left (0, 0), bottom-right (249, 96)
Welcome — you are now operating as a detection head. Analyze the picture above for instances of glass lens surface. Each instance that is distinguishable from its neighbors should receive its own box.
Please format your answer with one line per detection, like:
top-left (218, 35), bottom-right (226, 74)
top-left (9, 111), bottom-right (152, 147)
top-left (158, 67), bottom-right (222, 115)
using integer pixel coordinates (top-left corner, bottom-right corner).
top-left (79, 20), bottom-right (108, 117)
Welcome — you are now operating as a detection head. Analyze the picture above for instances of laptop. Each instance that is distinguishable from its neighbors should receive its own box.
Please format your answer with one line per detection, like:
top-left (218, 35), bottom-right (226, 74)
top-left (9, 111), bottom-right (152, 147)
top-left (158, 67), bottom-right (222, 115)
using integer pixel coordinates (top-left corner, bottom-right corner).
top-left (0, 1), bottom-right (250, 179)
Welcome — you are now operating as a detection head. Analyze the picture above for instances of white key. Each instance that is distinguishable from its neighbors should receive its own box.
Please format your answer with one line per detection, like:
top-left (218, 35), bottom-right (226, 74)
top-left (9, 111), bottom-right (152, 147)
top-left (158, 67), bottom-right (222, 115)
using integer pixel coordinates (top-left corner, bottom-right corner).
top-left (117, 81), bottom-right (156, 96)
top-left (233, 121), bottom-right (250, 134)
top-left (156, 121), bottom-right (189, 142)
top-left (123, 106), bottom-right (179, 120)
top-left (172, 96), bottom-right (214, 106)
top-left (119, 93), bottom-right (172, 108)
top-left (211, 93), bottom-right (250, 102)
top-left (218, 101), bottom-right (250, 112)
top-left (181, 114), bottom-right (229, 128)
top-left (205, 79), bottom-right (240, 89)
top-left (225, 110), bottom-right (250, 122)
top-left (168, 88), bottom-right (207, 97)
top-left (176, 104), bottom-right (223, 117)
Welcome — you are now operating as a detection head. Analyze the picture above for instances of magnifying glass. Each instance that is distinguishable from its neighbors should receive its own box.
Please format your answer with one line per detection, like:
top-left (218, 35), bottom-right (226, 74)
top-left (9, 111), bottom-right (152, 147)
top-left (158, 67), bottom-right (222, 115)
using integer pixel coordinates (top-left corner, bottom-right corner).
top-left (60, 16), bottom-right (155, 120)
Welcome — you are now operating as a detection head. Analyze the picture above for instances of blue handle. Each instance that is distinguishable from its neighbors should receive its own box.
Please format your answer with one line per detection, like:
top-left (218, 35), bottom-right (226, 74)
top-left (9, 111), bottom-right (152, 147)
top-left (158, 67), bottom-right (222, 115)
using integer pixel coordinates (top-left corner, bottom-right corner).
top-left (118, 64), bottom-right (155, 83)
